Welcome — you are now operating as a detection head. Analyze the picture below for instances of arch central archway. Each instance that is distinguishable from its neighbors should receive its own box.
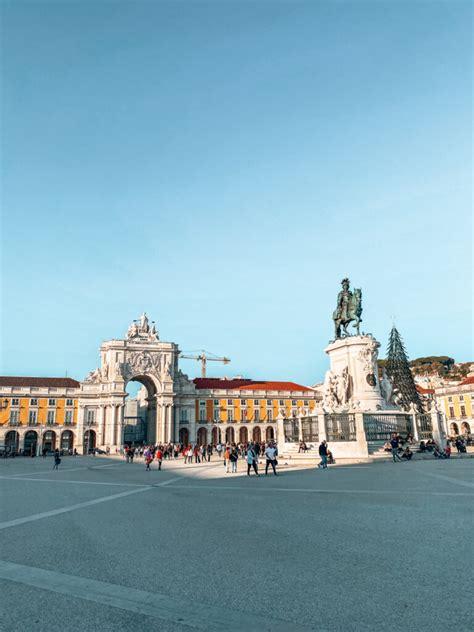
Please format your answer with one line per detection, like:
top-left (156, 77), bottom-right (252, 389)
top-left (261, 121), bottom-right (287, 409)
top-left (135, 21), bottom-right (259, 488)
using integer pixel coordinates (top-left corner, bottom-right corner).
top-left (124, 375), bottom-right (159, 447)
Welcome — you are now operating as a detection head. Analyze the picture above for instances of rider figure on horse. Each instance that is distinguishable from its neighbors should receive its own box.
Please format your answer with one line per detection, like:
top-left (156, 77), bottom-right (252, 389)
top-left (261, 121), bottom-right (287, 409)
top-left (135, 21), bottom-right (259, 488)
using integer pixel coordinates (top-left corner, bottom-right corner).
top-left (333, 277), bottom-right (363, 339)
top-left (335, 278), bottom-right (352, 322)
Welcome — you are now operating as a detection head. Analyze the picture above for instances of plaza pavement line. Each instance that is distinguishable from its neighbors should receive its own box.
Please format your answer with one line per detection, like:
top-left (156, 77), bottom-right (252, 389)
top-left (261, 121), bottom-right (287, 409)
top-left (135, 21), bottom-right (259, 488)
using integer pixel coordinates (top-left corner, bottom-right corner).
top-left (413, 469), bottom-right (474, 489)
top-left (0, 476), bottom-right (147, 488)
top-left (0, 560), bottom-right (319, 631)
top-left (0, 462), bottom-right (124, 478)
top-left (164, 484), bottom-right (473, 496)
top-left (0, 486), bottom-right (153, 531)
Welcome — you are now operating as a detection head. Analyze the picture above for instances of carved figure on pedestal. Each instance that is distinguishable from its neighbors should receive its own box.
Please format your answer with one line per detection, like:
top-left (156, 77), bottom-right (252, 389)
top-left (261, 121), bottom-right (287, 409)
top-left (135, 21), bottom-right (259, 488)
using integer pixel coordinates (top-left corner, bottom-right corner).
top-left (323, 367), bottom-right (352, 411)
top-left (140, 313), bottom-right (149, 333)
top-left (101, 362), bottom-right (109, 380)
top-left (379, 369), bottom-right (393, 406)
top-left (322, 370), bottom-right (338, 411)
top-left (332, 278), bottom-right (363, 339)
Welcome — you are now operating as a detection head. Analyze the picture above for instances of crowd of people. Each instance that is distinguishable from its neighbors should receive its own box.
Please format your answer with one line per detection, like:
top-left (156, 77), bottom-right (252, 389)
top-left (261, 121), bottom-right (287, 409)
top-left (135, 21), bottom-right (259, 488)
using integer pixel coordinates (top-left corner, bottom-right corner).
top-left (121, 440), bottom-right (281, 475)
top-left (386, 433), bottom-right (470, 462)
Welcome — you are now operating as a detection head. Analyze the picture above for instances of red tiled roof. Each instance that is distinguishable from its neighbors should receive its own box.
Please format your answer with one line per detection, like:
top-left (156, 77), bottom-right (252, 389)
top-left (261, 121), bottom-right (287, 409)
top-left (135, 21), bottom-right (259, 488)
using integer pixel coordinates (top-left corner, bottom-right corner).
top-left (460, 376), bottom-right (474, 386)
top-left (193, 378), bottom-right (313, 392)
top-left (416, 385), bottom-right (435, 395)
top-left (0, 377), bottom-right (80, 388)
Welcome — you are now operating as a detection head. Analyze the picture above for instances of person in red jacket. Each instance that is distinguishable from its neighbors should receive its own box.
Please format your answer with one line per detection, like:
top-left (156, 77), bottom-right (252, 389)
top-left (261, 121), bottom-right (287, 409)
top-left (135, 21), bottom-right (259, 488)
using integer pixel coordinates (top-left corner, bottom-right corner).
top-left (155, 448), bottom-right (163, 470)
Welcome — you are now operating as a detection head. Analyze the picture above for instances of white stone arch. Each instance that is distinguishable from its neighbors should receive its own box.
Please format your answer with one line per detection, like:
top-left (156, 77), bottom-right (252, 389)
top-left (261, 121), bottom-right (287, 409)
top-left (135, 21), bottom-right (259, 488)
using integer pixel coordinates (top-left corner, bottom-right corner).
top-left (79, 316), bottom-right (186, 449)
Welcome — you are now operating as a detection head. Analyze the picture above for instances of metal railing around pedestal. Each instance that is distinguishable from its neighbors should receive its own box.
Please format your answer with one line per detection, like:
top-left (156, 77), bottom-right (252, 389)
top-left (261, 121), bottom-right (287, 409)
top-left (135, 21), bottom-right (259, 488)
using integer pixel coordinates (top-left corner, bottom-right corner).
top-left (415, 414), bottom-right (433, 440)
top-left (325, 413), bottom-right (356, 442)
top-left (283, 418), bottom-right (299, 443)
top-left (363, 413), bottom-right (412, 442)
top-left (301, 417), bottom-right (319, 443)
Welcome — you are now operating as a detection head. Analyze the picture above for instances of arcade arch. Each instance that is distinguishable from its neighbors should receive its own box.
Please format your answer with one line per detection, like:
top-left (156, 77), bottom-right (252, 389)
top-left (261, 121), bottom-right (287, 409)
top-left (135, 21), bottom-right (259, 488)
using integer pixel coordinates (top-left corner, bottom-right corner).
top-left (179, 428), bottom-right (189, 444)
top-left (61, 430), bottom-right (74, 452)
top-left (197, 427), bottom-right (207, 445)
top-left (43, 430), bottom-right (56, 452)
top-left (239, 427), bottom-right (248, 444)
top-left (5, 430), bottom-right (19, 453)
top-left (24, 431), bottom-right (38, 456)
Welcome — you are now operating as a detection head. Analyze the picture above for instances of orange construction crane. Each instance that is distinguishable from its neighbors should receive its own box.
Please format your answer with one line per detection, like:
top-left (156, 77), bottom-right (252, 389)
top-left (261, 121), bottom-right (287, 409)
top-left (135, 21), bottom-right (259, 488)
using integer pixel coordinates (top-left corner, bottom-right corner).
top-left (180, 350), bottom-right (231, 378)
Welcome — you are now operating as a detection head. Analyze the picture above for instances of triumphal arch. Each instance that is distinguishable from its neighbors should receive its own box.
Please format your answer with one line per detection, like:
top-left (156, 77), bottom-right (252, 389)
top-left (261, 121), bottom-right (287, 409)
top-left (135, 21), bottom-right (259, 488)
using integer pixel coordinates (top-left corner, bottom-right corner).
top-left (78, 314), bottom-right (196, 448)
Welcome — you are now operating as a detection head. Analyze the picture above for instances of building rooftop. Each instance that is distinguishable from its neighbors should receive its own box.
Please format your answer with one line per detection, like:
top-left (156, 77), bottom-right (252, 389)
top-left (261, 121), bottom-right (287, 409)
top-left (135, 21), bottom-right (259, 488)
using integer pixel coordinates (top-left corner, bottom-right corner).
top-left (460, 376), bottom-right (474, 386)
top-left (193, 378), bottom-right (314, 392)
top-left (0, 376), bottom-right (80, 388)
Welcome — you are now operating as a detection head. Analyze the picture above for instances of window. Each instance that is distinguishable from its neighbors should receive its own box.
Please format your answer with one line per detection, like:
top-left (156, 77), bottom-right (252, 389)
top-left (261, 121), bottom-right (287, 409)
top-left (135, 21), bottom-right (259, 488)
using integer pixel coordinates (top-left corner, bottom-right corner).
top-left (460, 405), bottom-right (466, 418)
top-left (459, 395), bottom-right (464, 401)
top-left (267, 399), bottom-right (272, 406)
top-left (180, 409), bottom-right (188, 423)
top-left (199, 409), bottom-right (206, 422)
top-left (449, 408), bottom-right (455, 419)
top-left (30, 398), bottom-right (38, 406)
top-left (214, 400), bottom-right (219, 406)
top-left (29, 410), bottom-right (37, 424)
top-left (241, 399), bottom-right (246, 406)
top-left (47, 410), bottom-right (55, 424)
top-left (304, 400), bottom-right (308, 406)
top-left (66, 399), bottom-right (73, 406)
top-left (448, 397), bottom-right (453, 402)
top-left (279, 400), bottom-right (284, 406)
top-left (292, 409), bottom-right (297, 418)
top-left (48, 399), bottom-right (56, 406)
top-left (86, 409), bottom-right (95, 424)
top-left (254, 409), bottom-right (260, 422)
top-left (65, 410), bottom-right (73, 425)
top-left (227, 399), bottom-right (233, 406)
top-left (213, 408), bottom-right (220, 422)
top-left (292, 400), bottom-right (296, 406)
top-left (199, 401), bottom-right (205, 407)
top-left (267, 409), bottom-right (273, 421)
top-left (228, 409), bottom-right (234, 422)
top-left (11, 398), bottom-right (19, 406)
top-left (254, 399), bottom-right (259, 406)
top-left (9, 410), bottom-right (19, 424)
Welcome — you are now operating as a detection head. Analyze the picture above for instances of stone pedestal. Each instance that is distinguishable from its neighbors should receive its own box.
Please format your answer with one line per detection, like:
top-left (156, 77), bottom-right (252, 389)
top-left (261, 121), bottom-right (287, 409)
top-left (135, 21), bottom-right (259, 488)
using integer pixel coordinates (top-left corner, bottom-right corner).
top-left (324, 335), bottom-right (385, 412)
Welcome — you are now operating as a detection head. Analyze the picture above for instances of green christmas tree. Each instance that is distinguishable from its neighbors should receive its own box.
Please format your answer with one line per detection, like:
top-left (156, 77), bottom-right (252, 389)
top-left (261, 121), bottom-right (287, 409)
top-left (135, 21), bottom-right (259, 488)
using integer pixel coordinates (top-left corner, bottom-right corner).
top-left (385, 326), bottom-right (424, 412)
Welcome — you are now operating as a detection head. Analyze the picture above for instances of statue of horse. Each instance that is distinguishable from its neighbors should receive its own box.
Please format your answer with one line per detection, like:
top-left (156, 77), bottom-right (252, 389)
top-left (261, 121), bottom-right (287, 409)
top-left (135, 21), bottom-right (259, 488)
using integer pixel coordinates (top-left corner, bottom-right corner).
top-left (333, 288), bottom-right (363, 338)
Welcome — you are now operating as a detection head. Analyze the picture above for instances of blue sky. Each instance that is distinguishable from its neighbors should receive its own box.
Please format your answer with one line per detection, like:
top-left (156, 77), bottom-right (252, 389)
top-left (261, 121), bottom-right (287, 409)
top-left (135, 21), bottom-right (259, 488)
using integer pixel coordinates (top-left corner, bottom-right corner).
top-left (1, 0), bottom-right (472, 384)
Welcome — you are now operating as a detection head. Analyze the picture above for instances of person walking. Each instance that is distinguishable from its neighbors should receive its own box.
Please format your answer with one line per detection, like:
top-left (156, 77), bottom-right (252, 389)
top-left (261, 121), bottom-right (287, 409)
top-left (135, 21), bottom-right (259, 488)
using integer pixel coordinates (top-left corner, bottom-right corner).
top-left (52, 449), bottom-right (61, 470)
top-left (224, 446), bottom-right (231, 473)
top-left (230, 446), bottom-right (238, 473)
top-left (155, 448), bottom-right (163, 471)
top-left (318, 440), bottom-right (328, 469)
top-left (390, 434), bottom-right (402, 462)
top-left (246, 445), bottom-right (259, 476)
top-left (206, 444), bottom-right (212, 462)
top-left (265, 442), bottom-right (278, 476)
top-left (144, 448), bottom-right (153, 471)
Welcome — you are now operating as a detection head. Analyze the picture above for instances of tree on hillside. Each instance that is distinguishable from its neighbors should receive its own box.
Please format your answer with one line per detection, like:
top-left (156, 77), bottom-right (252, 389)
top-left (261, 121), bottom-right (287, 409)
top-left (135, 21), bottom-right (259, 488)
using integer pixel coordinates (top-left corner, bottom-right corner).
top-left (385, 326), bottom-right (424, 413)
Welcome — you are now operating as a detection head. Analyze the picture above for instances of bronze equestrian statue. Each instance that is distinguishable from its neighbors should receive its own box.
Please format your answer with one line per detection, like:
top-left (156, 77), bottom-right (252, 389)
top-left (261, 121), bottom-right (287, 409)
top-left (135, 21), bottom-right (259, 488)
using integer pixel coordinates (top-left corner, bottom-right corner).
top-left (332, 278), bottom-right (363, 338)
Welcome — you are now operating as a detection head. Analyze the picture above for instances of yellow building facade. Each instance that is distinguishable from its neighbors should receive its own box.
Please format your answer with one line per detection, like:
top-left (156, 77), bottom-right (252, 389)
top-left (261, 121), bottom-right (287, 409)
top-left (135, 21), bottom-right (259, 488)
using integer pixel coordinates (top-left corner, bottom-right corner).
top-left (435, 376), bottom-right (473, 437)
top-left (0, 377), bottom-right (80, 454)
top-left (190, 378), bottom-right (319, 446)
